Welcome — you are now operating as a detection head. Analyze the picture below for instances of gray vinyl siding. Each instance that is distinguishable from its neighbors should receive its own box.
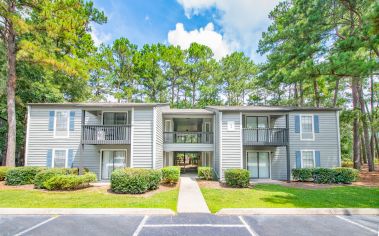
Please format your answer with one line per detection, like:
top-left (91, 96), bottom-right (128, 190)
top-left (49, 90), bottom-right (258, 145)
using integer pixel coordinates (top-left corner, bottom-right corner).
top-left (155, 107), bottom-right (164, 169)
top-left (132, 107), bottom-right (154, 168)
top-left (271, 115), bottom-right (287, 180)
top-left (289, 111), bottom-right (340, 172)
top-left (26, 106), bottom-right (82, 167)
top-left (220, 112), bottom-right (242, 179)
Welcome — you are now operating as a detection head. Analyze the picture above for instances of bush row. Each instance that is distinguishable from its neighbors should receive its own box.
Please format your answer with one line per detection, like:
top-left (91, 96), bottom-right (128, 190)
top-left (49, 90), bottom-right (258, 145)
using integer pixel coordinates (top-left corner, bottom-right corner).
top-left (44, 172), bottom-right (97, 190)
top-left (292, 167), bottom-right (359, 184)
top-left (224, 169), bottom-right (250, 188)
top-left (161, 166), bottom-right (180, 184)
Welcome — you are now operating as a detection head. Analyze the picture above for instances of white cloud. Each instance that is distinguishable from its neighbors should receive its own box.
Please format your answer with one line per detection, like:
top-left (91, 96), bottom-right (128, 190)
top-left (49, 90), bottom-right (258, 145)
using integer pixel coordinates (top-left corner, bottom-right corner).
top-left (168, 22), bottom-right (230, 60)
top-left (176, 0), bottom-right (279, 62)
top-left (90, 27), bottom-right (112, 47)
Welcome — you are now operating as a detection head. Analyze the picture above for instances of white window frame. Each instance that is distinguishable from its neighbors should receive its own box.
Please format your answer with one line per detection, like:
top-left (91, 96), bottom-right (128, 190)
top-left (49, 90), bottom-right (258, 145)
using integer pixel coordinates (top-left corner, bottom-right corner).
top-left (300, 114), bottom-right (315, 141)
top-left (301, 150), bottom-right (315, 168)
top-left (54, 110), bottom-right (70, 138)
top-left (52, 149), bottom-right (68, 168)
top-left (245, 115), bottom-right (270, 129)
top-left (245, 150), bottom-right (272, 179)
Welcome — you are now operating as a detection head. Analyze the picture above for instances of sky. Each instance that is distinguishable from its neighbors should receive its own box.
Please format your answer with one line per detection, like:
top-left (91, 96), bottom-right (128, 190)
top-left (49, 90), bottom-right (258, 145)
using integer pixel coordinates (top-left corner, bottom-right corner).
top-left (91, 0), bottom-right (279, 62)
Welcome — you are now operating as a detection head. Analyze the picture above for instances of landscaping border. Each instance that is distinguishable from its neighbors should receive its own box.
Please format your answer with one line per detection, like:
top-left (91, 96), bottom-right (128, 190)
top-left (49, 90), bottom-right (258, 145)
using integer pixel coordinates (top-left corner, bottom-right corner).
top-left (0, 208), bottom-right (175, 215)
top-left (216, 208), bottom-right (379, 215)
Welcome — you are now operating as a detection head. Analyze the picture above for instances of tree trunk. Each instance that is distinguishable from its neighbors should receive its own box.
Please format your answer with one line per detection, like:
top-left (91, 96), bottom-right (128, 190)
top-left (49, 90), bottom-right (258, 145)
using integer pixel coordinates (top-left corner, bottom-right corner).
top-left (357, 82), bottom-right (374, 171)
top-left (361, 135), bottom-right (367, 164)
top-left (299, 81), bottom-right (304, 106)
top-left (313, 78), bottom-right (320, 107)
top-left (191, 83), bottom-right (196, 107)
top-left (294, 82), bottom-right (298, 106)
top-left (352, 77), bottom-right (360, 169)
top-left (333, 78), bottom-right (339, 107)
top-left (5, 1), bottom-right (17, 167)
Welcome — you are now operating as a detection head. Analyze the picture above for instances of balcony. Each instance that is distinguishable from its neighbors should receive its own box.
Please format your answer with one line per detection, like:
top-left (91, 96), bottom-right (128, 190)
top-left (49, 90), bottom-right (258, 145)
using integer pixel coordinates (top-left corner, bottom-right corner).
top-left (243, 128), bottom-right (288, 146)
top-left (82, 125), bottom-right (131, 145)
top-left (164, 132), bottom-right (213, 144)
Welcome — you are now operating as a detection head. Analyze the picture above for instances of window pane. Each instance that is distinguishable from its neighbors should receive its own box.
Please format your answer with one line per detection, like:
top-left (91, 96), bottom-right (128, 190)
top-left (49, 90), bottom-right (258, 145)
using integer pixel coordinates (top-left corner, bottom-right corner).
top-left (56, 111), bottom-right (68, 131)
top-left (301, 116), bottom-right (313, 132)
top-left (302, 151), bottom-right (314, 168)
top-left (103, 112), bottom-right (127, 125)
top-left (54, 150), bottom-right (66, 168)
top-left (246, 117), bottom-right (257, 128)
top-left (257, 117), bottom-right (268, 128)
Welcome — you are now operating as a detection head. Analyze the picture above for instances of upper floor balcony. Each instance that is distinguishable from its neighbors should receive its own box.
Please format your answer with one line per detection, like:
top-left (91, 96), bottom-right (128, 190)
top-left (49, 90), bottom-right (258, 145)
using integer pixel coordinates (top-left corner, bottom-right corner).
top-left (164, 131), bottom-right (213, 144)
top-left (243, 128), bottom-right (288, 146)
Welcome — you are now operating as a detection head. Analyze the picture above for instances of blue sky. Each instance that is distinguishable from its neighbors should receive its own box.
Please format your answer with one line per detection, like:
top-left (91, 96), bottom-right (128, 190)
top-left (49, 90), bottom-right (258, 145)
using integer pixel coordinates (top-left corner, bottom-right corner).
top-left (91, 0), bottom-right (279, 62)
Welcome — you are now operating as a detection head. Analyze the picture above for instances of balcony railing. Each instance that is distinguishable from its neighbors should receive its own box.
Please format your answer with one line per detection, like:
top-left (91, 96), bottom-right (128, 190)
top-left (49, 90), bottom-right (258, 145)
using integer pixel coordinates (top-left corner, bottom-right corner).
top-left (164, 132), bottom-right (213, 144)
top-left (243, 128), bottom-right (288, 146)
top-left (82, 125), bottom-right (131, 144)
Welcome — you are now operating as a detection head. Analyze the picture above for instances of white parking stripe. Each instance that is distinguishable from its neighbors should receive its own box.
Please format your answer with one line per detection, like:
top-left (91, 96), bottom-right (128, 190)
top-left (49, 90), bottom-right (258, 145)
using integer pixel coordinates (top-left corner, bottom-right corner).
top-left (132, 215), bottom-right (149, 236)
top-left (143, 224), bottom-right (245, 227)
top-left (239, 216), bottom-right (259, 236)
top-left (14, 215), bottom-right (59, 236)
top-left (336, 216), bottom-right (378, 234)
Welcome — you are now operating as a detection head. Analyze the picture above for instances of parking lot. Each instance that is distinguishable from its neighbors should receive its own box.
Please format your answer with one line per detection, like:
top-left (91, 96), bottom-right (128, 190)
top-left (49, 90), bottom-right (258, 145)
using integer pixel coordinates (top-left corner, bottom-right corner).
top-left (0, 213), bottom-right (377, 236)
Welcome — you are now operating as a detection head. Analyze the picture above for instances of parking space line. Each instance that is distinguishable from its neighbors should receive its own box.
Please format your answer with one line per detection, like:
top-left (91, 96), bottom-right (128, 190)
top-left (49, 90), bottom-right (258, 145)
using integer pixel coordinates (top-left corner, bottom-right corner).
top-left (143, 224), bottom-right (245, 228)
top-left (132, 215), bottom-right (149, 236)
top-left (239, 216), bottom-right (259, 236)
top-left (14, 215), bottom-right (60, 236)
top-left (336, 216), bottom-right (378, 234)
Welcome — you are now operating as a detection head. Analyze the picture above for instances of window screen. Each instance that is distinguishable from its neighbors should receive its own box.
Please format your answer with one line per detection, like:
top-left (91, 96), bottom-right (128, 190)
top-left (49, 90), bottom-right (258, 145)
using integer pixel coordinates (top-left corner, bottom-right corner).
top-left (302, 151), bottom-right (314, 168)
top-left (54, 150), bottom-right (67, 168)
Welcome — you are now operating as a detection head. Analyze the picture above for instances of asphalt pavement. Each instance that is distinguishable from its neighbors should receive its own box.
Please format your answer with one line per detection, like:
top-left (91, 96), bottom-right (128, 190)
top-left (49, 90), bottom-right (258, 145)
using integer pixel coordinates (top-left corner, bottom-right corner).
top-left (0, 213), bottom-right (377, 236)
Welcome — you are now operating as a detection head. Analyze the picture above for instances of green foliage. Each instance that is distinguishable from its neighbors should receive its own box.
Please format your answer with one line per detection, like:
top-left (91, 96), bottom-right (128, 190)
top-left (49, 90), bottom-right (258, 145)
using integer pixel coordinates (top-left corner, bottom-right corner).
top-left (224, 169), bottom-right (250, 188)
top-left (312, 168), bottom-right (336, 184)
top-left (0, 167), bottom-right (12, 181)
top-left (292, 168), bottom-right (314, 182)
top-left (161, 166), bottom-right (180, 184)
top-left (5, 167), bottom-right (45, 185)
top-left (334, 168), bottom-right (359, 184)
top-left (341, 160), bottom-right (354, 168)
top-left (43, 173), bottom-right (97, 191)
top-left (111, 168), bottom-right (162, 194)
top-left (34, 168), bottom-right (78, 189)
top-left (198, 167), bottom-right (213, 180)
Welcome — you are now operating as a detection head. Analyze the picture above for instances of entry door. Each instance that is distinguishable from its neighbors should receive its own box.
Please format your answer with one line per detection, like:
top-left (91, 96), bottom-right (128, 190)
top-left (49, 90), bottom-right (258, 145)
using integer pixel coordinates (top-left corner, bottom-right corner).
top-left (101, 150), bottom-right (127, 180)
top-left (247, 152), bottom-right (270, 178)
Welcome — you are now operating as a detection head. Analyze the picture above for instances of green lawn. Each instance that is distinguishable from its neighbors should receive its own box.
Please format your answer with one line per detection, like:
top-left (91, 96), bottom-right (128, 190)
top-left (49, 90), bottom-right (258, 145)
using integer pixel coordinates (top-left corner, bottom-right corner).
top-left (0, 188), bottom-right (178, 210)
top-left (201, 184), bottom-right (379, 213)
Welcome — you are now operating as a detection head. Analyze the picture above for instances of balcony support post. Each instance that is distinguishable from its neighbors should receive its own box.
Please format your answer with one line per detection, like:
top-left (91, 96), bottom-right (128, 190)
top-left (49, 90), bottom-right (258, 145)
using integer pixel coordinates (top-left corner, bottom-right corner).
top-left (79, 110), bottom-right (85, 175)
top-left (286, 114), bottom-right (291, 182)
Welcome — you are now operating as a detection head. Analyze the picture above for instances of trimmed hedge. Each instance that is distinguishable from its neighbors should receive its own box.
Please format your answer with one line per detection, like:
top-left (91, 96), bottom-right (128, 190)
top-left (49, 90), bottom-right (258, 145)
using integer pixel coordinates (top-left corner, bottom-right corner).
top-left (292, 167), bottom-right (359, 184)
top-left (111, 168), bottom-right (162, 194)
top-left (161, 166), bottom-right (180, 184)
top-left (5, 167), bottom-right (45, 185)
top-left (34, 168), bottom-right (68, 189)
top-left (224, 169), bottom-right (250, 188)
top-left (43, 172), bottom-right (97, 190)
top-left (198, 167), bottom-right (213, 180)
top-left (0, 167), bottom-right (12, 181)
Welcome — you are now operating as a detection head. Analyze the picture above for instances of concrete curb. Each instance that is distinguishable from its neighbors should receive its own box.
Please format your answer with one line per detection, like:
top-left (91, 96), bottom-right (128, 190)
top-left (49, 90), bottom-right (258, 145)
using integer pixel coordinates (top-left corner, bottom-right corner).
top-left (216, 208), bottom-right (379, 215)
top-left (0, 208), bottom-right (176, 215)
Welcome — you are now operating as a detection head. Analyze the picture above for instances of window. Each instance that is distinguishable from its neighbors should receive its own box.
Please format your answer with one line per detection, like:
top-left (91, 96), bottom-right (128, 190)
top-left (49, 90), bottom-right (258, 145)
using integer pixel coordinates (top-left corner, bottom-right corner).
top-left (103, 112), bottom-right (128, 125)
top-left (53, 149), bottom-right (67, 168)
top-left (300, 115), bottom-right (314, 140)
top-left (245, 116), bottom-right (268, 128)
top-left (55, 111), bottom-right (69, 137)
top-left (301, 150), bottom-right (315, 168)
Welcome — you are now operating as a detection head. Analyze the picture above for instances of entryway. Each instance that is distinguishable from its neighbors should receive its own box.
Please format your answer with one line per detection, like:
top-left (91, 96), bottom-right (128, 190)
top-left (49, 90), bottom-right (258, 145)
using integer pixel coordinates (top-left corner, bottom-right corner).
top-left (174, 152), bottom-right (200, 173)
top-left (246, 151), bottom-right (270, 179)
top-left (101, 150), bottom-right (127, 180)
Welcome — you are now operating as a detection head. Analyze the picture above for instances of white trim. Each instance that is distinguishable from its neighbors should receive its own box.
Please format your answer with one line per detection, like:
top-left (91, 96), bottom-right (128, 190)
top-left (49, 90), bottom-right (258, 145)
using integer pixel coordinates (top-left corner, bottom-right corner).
top-left (300, 150), bottom-right (316, 168)
top-left (299, 114), bottom-right (315, 141)
top-left (152, 107), bottom-right (157, 169)
top-left (52, 148), bottom-right (68, 168)
top-left (130, 107), bottom-right (134, 167)
top-left (240, 112), bottom-right (243, 168)
top-left (164, 120), bottom-right (173, 132)
top-left (213, 114), bottom-right (216, 172)
top-left (219, 112), bottom-right (223, 179)
top-left (53, 110), bottom-right (70, 138)
top-left (336, 111), bottom-right (341, 167)
top-left (245, 150), bottom-right (272, 179)
top-left (101, 110), bottom-right (129, 125)
top-left (24, 105), bottom-right (31, 166)
top-left (99, 149), bottom-right (128, 180)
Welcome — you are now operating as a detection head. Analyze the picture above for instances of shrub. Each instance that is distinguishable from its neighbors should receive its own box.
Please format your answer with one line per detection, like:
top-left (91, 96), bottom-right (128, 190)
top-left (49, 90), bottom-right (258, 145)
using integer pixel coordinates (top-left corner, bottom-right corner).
top-left (0, 167), bottom-right (12, 181)
top-left (5, 167), bottom-right (45, 185)
top-left (312, 168), bottom-right (335, 184)
top-left (161, 166), bottom-right (180, 184)
top-left (341, 160), bottom-right (353, 168)
top-left (111, 168), bottom-right (162, 194)
top-left (292, 168), bottom-right (313, 182)
top-left (43, 172), bottom-right (97, 190)
top-left (334, 167), bottom-right (359, 184)
top-left (34, 168), bottom-right (67, 189)
top-left (224, 169), bottom-right (250, 188)
top-left (198, 167), bottom-right (213, 180)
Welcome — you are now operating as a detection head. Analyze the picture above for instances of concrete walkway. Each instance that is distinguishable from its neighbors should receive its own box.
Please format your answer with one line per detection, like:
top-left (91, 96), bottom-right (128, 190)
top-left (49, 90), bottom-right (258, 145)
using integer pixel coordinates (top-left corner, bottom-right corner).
top-left (177, 176), bottom-right (210, 213)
